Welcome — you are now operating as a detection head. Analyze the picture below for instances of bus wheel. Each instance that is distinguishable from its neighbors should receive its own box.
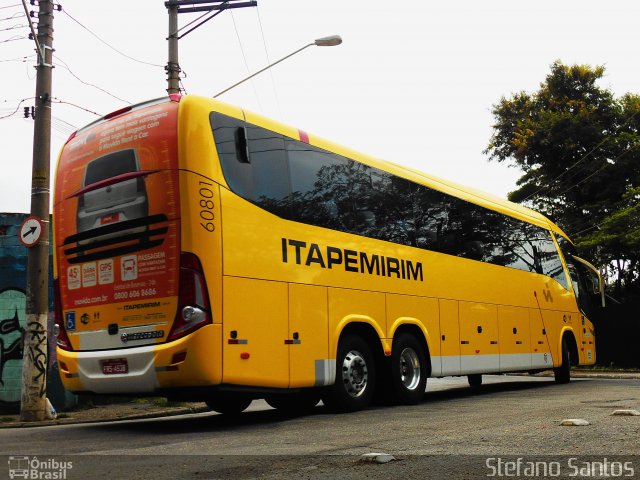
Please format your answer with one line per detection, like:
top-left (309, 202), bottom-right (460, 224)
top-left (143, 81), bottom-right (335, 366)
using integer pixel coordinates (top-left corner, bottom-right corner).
top-left (390, 333), bottom-right (427, 405)
top-left (322, 334), bottom-right (376, 413)
top-left (468, 374), bottom-right (482, 387)
top-left (265, 391), bottom-right (320, 414)
top-left (206, 393), bottom-right (252, 415)
top-left (554, 339), bottom-right (571, 384)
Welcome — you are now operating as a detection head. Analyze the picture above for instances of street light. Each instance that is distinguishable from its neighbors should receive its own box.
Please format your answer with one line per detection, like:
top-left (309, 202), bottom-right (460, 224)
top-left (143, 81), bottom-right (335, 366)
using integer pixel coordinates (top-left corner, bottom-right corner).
top-left (213, 35), bottom-right (342, 98)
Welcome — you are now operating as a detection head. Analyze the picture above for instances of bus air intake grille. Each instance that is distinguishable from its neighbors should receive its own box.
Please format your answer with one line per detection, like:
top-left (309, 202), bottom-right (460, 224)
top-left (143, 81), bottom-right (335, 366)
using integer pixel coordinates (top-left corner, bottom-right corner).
top-left (63, 214), bottom-right (169, 264)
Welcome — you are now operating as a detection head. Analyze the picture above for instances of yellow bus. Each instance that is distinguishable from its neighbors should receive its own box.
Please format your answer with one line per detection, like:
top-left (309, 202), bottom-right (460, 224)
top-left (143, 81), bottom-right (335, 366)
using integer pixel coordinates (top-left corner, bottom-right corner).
top-left (53, 94), bottom-right (604, 413)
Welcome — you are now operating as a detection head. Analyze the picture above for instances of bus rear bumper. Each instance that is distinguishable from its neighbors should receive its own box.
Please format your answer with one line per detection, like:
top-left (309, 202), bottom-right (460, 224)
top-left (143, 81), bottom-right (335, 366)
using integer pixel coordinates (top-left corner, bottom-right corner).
top-left (57, 323), bottom-right (222, 395)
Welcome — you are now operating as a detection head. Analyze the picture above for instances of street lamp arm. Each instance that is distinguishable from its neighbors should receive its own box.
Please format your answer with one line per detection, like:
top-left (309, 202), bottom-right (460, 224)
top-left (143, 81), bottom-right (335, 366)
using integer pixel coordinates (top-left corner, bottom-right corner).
top-left (213, 35), bottom-right (342, 98)
top-left (214, 43), bottom-right (313, 98)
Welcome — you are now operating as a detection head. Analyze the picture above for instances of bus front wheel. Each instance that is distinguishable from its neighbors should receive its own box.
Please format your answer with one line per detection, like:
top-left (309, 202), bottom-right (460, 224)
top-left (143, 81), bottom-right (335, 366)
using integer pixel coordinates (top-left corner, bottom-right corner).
top-left (322, 334), bottom-right (376, 413)
top-left (206, 393), bottom-right (252, 415)
top-left (554, 339), bottom-right (571, 384)
top-left (390, 333), bottom-right (427, 404)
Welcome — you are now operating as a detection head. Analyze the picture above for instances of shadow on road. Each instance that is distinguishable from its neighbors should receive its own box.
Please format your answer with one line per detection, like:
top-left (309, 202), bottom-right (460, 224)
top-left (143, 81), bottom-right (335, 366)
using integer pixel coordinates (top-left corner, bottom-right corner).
top-left (84, 376), bottom-right (582, 435)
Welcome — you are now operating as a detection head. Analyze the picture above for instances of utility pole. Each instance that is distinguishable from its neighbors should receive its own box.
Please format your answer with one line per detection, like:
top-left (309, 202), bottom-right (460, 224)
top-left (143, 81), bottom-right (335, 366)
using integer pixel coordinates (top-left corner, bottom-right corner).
top-left (20, 0), bottom-right (54, 422)
top-left (166, 1), bottom-right (180, 94)
top-left (165, 0), bottom-right (257, 94)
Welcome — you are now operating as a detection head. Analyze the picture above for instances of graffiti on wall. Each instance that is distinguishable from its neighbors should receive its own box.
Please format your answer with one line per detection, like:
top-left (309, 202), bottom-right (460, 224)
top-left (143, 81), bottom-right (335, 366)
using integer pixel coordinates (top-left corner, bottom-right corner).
top-left (0, 288), bottom-right (26, 406)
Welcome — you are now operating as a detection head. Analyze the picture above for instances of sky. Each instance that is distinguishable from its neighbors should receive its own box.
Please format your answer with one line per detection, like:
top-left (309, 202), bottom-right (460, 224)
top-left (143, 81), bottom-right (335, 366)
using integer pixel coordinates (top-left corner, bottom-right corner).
top-left (2, 0), bottom-right (640, 214)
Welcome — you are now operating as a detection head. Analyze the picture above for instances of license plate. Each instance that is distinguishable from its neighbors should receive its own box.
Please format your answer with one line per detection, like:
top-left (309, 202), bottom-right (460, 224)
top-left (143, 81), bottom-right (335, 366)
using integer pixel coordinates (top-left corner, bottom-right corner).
top-left (102, 358), bottom-right (128, 375)
top-left (100, 212), bottom-right (120, 225)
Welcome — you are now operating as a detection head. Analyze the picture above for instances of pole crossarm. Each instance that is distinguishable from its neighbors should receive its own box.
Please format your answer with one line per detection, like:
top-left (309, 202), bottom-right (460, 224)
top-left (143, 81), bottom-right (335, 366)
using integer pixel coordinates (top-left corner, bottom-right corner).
top-left (165, 0), bottom-right (257, 15)
top-left (165, 0), bottom-right (257, 94)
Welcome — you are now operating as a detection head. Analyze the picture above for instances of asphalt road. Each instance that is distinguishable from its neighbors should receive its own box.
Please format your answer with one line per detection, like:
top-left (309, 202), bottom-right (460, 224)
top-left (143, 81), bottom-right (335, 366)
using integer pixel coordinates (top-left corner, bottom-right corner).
top-left (2, 375), bottom-right (639, 479)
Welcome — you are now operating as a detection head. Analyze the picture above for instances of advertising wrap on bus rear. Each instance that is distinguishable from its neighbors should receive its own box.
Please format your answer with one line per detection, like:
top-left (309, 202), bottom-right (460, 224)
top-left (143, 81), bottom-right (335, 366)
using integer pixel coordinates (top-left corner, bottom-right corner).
top-left (53, 100), bottom-right (180, 351)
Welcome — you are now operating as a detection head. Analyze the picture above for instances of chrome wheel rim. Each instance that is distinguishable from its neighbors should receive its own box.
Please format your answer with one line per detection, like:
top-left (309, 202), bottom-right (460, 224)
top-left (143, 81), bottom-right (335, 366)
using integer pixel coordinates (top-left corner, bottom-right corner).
top-left (341, 349), bottom-right (368, 398)
top-left (399, 347), bottom-right (421, 390)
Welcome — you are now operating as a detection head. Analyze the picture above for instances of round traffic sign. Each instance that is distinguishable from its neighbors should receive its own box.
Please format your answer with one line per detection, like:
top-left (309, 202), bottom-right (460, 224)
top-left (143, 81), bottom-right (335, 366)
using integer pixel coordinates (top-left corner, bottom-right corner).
top-left (19, 216), bottom-right (44, 247)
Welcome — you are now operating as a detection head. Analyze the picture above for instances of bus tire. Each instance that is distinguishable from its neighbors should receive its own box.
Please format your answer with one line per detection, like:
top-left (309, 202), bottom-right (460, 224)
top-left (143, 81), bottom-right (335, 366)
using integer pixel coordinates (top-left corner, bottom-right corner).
top-left (468, 374), bottom-right (483, 387)
top-left (390, 333), bottom-right (427, 405)
top-left (265, 391), bottom-right (320, 414)
top-left (206, 393), bottom-right (252, 415)
top-left (554, 338), bottom-right (571, 384)
top-left (322, 334), bottom-right (376, 413)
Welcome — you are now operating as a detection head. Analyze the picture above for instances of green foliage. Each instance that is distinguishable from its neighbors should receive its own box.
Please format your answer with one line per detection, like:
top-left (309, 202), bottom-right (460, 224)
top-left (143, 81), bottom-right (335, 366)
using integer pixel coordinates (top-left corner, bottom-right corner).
top-left (485, 61), bottom-right (640, 300)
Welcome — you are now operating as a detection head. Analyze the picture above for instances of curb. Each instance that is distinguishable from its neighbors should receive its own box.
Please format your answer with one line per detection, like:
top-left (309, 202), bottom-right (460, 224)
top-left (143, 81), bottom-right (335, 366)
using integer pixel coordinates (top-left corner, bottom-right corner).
top-left (0, 405), bottom-right (211, 429)
top-left (532, 370), bottom-right (640, 380)
top-left (569, 372), bottom-right (640, 380)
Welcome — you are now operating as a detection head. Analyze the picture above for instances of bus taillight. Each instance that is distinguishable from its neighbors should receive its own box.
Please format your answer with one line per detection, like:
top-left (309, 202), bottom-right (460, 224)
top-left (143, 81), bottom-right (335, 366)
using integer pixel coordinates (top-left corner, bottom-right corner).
top-left (53, 278), bottom-right (72, 351)
top-left (168, 252), bottom-right (212, 341)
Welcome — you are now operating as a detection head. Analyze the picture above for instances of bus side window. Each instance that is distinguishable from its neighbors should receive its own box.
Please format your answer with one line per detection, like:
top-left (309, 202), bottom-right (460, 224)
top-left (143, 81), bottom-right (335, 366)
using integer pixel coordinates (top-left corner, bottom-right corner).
top-left (211, 112), bottom-right (254, 199)
top-left (234, 127), bottom-right (250, 164)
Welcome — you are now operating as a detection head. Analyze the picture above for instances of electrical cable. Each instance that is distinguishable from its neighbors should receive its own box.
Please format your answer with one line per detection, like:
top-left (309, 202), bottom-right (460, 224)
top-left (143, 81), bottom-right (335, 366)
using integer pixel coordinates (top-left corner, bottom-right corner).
top-left (59, 6), bottom-right (164, 68)
top-left (54, 54), bottom-right (131, 104)
top-left (0, 23), bottom-right (26, 32)
top-left (50, 97), bottom-right (101, 116)
top-left (522, 108), bottom-right (640, 202)
top-left (0, 54), bottom-right (35, 62)
top-left (52, 114), bottom-right (78, 130)
top-left (0, 35), bottom-right (26, 43)
top-left (0, 98), bottom-right (30, 119)
top-left (0, 12), bottom-right (23, 22)
top-left (255, 6), bottom-right (281, 116)
top-left (229, 9), bottom-right (262, 111)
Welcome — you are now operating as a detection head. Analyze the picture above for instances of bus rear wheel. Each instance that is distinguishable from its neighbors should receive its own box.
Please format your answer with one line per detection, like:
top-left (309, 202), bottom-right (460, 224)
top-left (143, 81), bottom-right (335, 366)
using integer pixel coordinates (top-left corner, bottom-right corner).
top-left (554, 338), bottom-right (571, 384)
top-left (206, 393), bottom-right (252, 415)
top-left (390, 333), bottom-right (427, 405)
top-left (322, 334), bottom-right (376, 413)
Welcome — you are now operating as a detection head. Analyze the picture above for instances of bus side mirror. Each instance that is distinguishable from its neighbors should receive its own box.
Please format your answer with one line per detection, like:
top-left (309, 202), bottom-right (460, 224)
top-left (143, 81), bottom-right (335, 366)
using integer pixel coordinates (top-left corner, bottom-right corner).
top-left (573, 255), bottom-right (606, 308)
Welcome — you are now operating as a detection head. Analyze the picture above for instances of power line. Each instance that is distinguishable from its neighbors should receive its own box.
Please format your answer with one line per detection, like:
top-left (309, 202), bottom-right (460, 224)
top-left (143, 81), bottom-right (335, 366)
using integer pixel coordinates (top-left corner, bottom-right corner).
top-left (0, 54), bottom-right (35, 62)
top-left (59, 6), bottom-right (164, 68)
top-left (3, 97), bottom-right (100, 121)
top-left (54, 54), bottom-right (131, 104)
top-left (0, 4), bottom-right (21, 10)
top-left (0, 13), bottom-right (23, 22)
top-left (51, 116), bottom-right (77, 137)
top-left (0, 23), bottom-right (26, 32)
top-left (230, 9), bottom-right (262, 111)
top-left (522, 108), bottom-right (640, 202)
top-left (51, 97), bottom-right (101, 116)
top-left (255, 6), bottom-right (281, 116)
top-left (0, 35), bottom-right (25, 43)
top-left (52, 115), bottom-right (78, 131)
top-left (555, 146), bottom-right (639, 235)
top-left (0, 97), bottom-right (32, 119)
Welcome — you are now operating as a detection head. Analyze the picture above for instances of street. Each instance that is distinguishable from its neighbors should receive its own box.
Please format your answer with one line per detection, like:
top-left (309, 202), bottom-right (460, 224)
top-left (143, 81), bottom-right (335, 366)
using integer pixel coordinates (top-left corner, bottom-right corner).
top-left (1, 375), bottom-right (639, 479)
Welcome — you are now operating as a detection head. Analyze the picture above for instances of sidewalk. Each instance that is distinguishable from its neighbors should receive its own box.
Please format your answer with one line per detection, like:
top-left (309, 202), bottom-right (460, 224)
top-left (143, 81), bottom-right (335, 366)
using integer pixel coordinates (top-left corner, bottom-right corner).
top-left (0, 400), bottom-right (210, 429)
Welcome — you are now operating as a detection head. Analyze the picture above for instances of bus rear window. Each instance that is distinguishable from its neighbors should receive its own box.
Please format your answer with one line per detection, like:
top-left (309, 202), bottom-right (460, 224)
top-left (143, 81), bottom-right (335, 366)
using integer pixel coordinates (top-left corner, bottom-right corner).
top-left (84, 149), bottom-right (138, 186)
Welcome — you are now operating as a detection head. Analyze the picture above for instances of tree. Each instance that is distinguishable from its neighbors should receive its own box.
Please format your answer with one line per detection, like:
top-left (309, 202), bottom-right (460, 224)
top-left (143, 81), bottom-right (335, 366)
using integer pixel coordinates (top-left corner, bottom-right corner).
top-left (485, 61), bottom-right (640, 300)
